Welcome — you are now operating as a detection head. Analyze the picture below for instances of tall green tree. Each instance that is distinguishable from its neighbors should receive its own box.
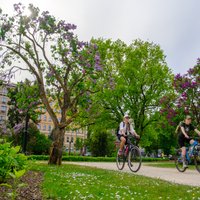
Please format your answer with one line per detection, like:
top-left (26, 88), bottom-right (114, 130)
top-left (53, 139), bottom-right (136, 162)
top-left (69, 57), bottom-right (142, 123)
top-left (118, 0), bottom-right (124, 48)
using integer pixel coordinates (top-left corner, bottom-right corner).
top-left (0, 4), bottom-right (101, 164)
top-left (78, 39), bottom-right (173, 148)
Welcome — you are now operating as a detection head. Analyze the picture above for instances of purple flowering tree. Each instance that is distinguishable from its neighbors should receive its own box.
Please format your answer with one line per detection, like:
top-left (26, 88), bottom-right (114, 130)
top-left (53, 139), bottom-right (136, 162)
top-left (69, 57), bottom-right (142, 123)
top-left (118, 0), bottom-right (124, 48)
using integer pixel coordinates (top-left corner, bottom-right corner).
top-left (0, 4), bottom-right (101, 164)
top-left (7, 79), bottom-right (41, 128)
top-left (160, 59), bottom-right (200, 127)
top-left (7, 79), bottom-right (42, 151)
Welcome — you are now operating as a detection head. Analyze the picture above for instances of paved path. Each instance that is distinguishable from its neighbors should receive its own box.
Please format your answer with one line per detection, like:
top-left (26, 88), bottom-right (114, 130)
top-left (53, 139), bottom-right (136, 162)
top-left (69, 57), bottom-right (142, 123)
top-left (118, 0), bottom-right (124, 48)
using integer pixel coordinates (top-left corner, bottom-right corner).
top-left (66, 162), bottom-right (200, 187)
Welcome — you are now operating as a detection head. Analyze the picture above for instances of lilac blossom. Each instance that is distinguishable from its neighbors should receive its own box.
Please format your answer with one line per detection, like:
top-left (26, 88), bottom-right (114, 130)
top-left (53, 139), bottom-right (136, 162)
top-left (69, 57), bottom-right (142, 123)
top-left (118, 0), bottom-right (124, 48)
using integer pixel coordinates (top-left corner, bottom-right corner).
top-left (14, 123), bottom-right (23, 134)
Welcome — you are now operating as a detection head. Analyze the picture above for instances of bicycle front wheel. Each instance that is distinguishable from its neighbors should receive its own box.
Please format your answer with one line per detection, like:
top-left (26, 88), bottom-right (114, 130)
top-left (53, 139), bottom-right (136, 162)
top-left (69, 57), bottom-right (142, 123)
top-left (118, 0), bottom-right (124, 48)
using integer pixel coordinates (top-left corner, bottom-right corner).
top-left (174, 149), bottom-right (187, 172)
top-left (116, 149), bottom-right (125, 170)
top-left (194, 146), bottom-right (200, 173)
top-left (128, 146), bottom-right (142, 172)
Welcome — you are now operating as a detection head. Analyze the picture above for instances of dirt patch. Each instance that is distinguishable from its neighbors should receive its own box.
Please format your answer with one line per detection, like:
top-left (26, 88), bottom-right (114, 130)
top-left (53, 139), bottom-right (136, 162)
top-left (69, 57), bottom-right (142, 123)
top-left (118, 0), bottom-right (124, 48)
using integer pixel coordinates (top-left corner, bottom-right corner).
top-left (0, 171), bottom-right (43, 200)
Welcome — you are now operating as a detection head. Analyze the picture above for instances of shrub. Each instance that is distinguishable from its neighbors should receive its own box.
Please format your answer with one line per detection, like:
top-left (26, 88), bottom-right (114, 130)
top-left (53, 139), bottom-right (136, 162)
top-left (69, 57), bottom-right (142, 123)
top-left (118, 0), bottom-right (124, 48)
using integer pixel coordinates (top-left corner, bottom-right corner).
top-left (27, 131), bottom-right (51, 155)
top-left (89, 130), bottom-right (115, 157)
top-left (28, 155), bottom-right (169, 162)
top-left (9, 123), bottom-right (51, 155)
top-left (0, 141), bottom-right (27, 183)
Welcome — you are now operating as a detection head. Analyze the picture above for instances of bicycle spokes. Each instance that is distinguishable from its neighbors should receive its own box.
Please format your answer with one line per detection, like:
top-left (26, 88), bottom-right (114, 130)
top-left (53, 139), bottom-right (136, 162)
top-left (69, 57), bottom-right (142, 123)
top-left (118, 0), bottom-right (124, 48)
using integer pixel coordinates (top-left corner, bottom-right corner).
top-left (128, 146), bottom-right (142, 172)
top-left (116, 149), bottom-right (125, 170)
top-left (174, 149), bottom-right (187, 173)
top-left (194, 148), bottom-right (200, 173)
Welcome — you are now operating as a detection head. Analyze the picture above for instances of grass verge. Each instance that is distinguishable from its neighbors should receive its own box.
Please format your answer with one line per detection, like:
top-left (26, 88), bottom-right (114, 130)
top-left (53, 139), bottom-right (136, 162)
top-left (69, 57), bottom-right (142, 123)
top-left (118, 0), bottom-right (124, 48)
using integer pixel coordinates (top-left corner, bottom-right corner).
top-left (30, 162), bottom-right (200, 200)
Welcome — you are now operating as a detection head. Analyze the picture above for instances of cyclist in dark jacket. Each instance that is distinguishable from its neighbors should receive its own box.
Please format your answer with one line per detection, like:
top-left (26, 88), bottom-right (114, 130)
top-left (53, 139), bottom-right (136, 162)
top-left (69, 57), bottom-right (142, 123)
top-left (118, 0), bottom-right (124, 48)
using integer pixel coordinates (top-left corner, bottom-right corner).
top-left (178, 115), bottom-right (200, 168)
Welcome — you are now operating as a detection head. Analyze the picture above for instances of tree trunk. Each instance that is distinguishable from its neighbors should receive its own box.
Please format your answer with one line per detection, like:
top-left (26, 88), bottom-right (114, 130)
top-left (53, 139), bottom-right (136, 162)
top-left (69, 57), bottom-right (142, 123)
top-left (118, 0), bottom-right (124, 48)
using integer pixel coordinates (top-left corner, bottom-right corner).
top-left (48, 127), bottom-right (65, 165)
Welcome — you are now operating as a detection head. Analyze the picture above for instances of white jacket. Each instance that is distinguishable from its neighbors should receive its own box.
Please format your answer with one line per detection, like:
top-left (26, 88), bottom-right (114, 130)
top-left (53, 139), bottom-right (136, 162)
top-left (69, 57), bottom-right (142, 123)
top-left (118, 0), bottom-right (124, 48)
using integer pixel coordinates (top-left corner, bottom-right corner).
top-left (119, 122), bottom-right (135, 135)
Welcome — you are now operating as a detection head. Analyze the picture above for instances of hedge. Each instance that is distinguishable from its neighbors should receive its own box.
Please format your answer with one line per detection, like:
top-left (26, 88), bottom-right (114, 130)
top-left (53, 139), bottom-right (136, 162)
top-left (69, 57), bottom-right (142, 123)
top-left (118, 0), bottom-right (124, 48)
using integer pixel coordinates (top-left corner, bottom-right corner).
top-left (27, 155), bottom-right (169, 162)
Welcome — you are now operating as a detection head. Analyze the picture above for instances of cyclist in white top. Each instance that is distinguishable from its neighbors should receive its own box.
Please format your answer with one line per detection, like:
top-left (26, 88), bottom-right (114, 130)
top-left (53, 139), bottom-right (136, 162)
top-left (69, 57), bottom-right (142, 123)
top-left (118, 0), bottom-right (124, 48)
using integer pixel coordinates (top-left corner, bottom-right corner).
top-left (117, 114), bottom-right (140, 156)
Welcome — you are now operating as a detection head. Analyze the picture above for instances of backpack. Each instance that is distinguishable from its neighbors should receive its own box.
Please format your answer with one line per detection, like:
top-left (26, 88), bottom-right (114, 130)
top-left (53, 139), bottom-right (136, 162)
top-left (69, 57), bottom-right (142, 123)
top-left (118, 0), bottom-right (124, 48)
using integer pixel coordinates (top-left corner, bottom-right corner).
top-left (175, 121), bottom-right (183, 134)
top-left (116, 122), bottom-right (125, 136)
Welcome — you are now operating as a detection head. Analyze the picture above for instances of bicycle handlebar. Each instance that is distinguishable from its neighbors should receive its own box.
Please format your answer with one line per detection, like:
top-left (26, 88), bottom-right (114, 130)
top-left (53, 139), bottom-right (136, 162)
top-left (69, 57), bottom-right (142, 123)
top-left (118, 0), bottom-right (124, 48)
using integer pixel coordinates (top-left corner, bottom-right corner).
top-left (123, 134), bottom-right (140, 141)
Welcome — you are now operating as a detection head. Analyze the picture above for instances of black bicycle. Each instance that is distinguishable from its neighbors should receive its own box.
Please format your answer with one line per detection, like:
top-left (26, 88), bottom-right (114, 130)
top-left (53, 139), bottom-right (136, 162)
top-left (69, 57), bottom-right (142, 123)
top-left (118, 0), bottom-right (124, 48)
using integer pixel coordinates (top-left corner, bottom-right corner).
top-left (174, 137), bottom-right (200, 173)
top-left (116, 135), bottom-right (142, 172)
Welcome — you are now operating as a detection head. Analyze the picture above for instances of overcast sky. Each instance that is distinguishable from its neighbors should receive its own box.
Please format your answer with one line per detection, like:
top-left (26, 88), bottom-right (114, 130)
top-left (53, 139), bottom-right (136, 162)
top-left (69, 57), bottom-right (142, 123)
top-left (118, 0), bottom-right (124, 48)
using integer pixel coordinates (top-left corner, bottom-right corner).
top-left (1, 0), bottom-right (200, 78)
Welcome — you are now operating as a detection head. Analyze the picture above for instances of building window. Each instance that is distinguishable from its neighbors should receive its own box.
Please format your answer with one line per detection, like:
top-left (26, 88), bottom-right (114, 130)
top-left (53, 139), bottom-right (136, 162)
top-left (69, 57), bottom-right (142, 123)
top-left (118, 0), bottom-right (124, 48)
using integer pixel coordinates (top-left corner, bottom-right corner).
top-left (48, 125), bottom-right (52, 131)
top-left (0, 116), bottom-right (5, 121)
top-left (48, 117), bottom-right (52, 122)
top-left (1, 97), bottom-right (7, 104)
top-left (1, 105), bottom-right (7, 112)
top-left (2, 88), bottom-right (7, 95)
top-left (43, 125), bottom-right (46, 131)
top-left (67, 137), bottom-right (69, 142)
top-left (43, 115), bottom-right (47, 121)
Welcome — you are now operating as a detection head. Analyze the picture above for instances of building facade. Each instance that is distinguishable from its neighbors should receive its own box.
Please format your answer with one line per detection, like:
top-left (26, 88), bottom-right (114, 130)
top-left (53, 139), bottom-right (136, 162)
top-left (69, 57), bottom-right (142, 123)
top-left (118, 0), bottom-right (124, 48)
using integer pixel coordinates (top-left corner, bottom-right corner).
top-left (0, 83), bottom-right (15, 129)
top-left (36, 108), bottom-right (87, 153)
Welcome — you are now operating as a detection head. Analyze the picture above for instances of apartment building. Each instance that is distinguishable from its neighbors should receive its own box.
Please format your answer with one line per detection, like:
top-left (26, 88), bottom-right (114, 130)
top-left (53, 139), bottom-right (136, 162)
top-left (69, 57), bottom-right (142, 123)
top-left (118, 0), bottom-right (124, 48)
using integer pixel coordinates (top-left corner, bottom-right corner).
top-left (0, 83), bottom-right (15, 129)
top-left (37, 108), bottom-right (87, 152)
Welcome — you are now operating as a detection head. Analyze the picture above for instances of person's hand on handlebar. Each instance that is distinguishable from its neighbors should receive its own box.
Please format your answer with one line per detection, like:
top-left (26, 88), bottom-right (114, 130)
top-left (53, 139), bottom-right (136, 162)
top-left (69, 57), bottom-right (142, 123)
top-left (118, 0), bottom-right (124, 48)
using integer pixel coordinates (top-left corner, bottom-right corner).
top-left (185, 135), bottom-right (190, 139)
top-left (135, 134), bottom-right (140, 139)
top-left (185, 134), bottom-right (190, 139)
top-left (132, 132), bottom-right (140, 139)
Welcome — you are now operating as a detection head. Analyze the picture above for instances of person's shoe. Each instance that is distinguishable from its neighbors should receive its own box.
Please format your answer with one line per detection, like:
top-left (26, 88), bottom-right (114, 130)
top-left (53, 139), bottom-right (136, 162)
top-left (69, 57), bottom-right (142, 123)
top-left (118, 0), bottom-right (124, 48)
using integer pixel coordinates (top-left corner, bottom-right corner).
top-left (183, 163), bottom-right (188, 169)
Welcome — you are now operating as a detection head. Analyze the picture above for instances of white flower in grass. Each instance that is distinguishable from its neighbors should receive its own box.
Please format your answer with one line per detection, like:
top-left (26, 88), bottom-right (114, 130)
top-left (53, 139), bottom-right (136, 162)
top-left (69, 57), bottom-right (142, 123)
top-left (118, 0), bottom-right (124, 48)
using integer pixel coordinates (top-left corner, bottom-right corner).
top-left (115, 194), bottom-right (121, 199)
top-left (87, 194), bottom-right (94, 198)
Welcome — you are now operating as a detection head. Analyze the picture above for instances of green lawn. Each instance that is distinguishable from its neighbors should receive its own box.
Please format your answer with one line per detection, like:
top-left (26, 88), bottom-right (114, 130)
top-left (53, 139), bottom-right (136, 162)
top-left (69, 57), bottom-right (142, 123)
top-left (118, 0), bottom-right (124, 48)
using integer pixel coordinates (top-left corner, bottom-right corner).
top-left (30, 162), bottom-right (200, 200)
top-left (144, 161), bottom-right (196, 170)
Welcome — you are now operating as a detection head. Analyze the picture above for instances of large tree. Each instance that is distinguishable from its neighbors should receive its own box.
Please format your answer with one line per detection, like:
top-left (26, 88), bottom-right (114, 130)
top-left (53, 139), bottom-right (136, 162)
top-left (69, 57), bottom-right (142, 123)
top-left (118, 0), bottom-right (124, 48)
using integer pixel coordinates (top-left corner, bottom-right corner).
top-left (77, 39), bottom-right (173, 147)
top-left (0, 4), bottom-right (101, 164)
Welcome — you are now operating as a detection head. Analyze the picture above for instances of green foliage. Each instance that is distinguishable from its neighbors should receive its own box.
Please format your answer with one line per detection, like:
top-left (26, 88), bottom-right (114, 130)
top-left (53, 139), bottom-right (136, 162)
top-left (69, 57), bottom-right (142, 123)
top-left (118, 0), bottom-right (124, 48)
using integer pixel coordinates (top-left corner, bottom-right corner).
top-left (77, 39), bottom-right (173, 151)
top-left (89, 130), bottom-right (115, 157)
top-left (0, 142), bottom-right (27, 183)
top-left (7, 79), bottom-right (41, 128)
top-left (26, 124), bottom-right (51, 155)
top-left (74, 137), bottom-right (87, 155)
top-left (10, 123), bottom-right (51, 155)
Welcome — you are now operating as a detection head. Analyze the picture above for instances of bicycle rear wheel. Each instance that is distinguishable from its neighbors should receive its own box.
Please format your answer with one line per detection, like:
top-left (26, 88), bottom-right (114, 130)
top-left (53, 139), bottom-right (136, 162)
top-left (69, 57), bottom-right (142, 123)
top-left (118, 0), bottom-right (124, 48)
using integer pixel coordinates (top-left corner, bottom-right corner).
top-left (128, 146), bottom-right (142, 172)
top-left (194, 146), bottom-right (200, 173)
top-left (174, 149), bottom-right (187, 172)
top-left (116, 149), bottom-right (125, 170)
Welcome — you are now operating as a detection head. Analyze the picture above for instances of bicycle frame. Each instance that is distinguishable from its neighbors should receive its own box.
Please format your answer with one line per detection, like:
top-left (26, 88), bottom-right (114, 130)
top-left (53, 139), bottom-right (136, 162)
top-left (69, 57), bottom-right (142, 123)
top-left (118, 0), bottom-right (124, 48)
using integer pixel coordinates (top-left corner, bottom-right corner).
top-left (185, 140), bottom-right (198, 163)
top-left (125, 137), bottom-right (138, 154)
